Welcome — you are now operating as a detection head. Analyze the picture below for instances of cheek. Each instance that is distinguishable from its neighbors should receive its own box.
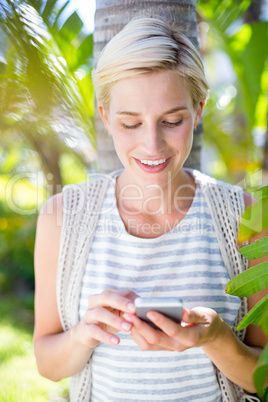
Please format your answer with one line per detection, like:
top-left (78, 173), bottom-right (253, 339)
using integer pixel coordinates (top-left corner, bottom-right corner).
top-left (172, 123), bottom-right (194, 146)
top-left (111, 130), bottom-right (133, 160)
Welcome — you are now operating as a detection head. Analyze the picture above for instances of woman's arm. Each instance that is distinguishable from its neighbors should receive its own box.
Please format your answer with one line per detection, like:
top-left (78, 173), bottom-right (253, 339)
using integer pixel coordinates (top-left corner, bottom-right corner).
top-left (33, 193), bottom-right (136, 381)
top-left (123, 305), bottom-right (263, 393)
top-left (34, 193), bottom-right (92, 381)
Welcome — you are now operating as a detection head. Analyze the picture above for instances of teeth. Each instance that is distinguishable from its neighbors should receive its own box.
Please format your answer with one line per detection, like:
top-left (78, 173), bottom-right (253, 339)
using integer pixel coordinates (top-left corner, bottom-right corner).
top-left (139, 158), bottom-right (167, 166)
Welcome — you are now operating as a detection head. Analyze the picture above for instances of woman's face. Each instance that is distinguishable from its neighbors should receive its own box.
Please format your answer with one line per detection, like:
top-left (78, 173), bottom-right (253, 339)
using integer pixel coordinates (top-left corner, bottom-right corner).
top-left (99, 70), bottom-right (204, 187)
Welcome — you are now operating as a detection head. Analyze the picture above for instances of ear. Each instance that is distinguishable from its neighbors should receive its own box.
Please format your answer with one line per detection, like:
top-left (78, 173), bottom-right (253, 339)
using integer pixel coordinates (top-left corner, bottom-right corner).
top-left (98, 102), bottom-right (111, 132)
top-left (194, 99), bottom-right (205, 128)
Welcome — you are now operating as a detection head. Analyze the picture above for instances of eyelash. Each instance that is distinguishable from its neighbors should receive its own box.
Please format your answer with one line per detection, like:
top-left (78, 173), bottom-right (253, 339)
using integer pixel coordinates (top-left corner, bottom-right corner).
top-left (121, 120), bottom-right (183, 130)
top-left (163, 120), bottom-right (183, 128)
top-left (122, 123), bottom-right (141, 130)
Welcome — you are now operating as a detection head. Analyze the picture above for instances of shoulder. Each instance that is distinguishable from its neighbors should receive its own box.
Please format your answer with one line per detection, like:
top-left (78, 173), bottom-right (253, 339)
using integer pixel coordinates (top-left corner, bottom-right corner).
top-left (37, 192), bottom-right (63, 228)
top-left (37, 171), bottom-right (120, 229)
top-left (38, 192), bottom-right (63, 227)
top-left (243, 191), bottom-right (258, 209)
top-left (35, 193), bottom-right (64, 254)
top-left (61, 171), bottom-right (119, 201)
top-left (190, 169), bottom-right (242, 191)
top-left (190, 169), bottom-right (245, 203)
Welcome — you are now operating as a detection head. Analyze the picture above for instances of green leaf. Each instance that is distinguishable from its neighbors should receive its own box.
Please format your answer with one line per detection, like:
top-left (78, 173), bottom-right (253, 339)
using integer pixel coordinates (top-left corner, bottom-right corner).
top-left (263, 387), bottom-right (268, 401)
top-left (41, 0), bottom-right (59, 24)
top-left (197, 0), bottom-right (251, 33)
top-left (254, 186), bottom-right (268, 202)
top-left (75, 34), bottom-right (93, 68)
top-left (238, 22), bottom-right (268, 114)
top-left (263, 310), bottom-right (268, 337)
top-left (59, 11), bottom-right (83, 43)
top-left (239, 198), bottom-right (268, 242)
top-left (254, 343), bottom-right (268, 398)
top-left (236, 295), bottom-right (268, 330)
top-left (51, 0), bottom-right (70, 31)
top-left (225, 262), bottom-right (268, 296)
top-left (239, 237), bottom-right (268, 260)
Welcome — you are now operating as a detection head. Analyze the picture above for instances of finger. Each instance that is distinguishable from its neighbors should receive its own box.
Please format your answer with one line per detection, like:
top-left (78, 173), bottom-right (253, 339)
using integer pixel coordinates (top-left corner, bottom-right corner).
top-left (130, 327), bottom-right (172, 351)
top-left (130, 326), bottom-right (155, 350)
top-left (146, 311), bottom-right (181, 338)
top-left (124, 313), bottom-right (180, 352)
top-left (85, 323), bottom-right (120, 347)
top-left (123, 313), bottom-right (166, 347)
top-left (85, 307), bottom-right (132, 333)
top-left (88, 289), bottom-right (136, 313)
top-left (182, 307), bottom-right (211, 325)
top-left (146, 311), bottom-right (197, 350)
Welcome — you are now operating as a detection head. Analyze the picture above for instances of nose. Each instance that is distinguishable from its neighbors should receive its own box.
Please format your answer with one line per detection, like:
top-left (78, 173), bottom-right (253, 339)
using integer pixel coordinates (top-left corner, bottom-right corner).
top-left (142, 123), bottom-right (166, 155)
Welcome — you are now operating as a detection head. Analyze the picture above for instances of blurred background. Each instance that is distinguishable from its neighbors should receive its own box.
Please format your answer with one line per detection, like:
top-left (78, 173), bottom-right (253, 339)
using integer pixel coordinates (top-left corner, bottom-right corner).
top-left (0, 0), bottom-right (267, 400)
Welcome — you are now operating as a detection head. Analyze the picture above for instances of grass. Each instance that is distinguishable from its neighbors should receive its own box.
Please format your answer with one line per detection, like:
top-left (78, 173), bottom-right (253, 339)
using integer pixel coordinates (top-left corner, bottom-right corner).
top-left (0, 292), bottom-right (69, 401)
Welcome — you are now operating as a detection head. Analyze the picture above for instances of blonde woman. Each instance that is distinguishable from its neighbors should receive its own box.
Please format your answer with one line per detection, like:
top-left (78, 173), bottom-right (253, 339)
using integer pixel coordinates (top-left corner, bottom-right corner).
top-left (34, 18), bottom-right (266, 402)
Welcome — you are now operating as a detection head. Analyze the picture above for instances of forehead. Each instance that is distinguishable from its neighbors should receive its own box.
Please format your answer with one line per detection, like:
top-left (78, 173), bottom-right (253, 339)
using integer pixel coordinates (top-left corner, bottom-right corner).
top-left (108, 70), bottom-right (193, 113)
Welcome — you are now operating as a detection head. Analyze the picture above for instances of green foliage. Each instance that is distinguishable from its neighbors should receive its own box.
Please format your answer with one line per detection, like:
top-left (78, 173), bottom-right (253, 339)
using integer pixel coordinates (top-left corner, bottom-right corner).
top-left (0, 0), bottom-right (95, 290)
top-left (239, 198), bottom-right (268, 242)
top-left (228, 21), bottom-right (268, 129)
top-left (226, 185), bottom-right (268, 398)
top-left (238, 237), bottom-right (268, 260)
top-left (254, 187), bottom-right (268, 201)
top-left (254, 343), bottom-right (268, 399)
top-left (0, 0), bottom-right (95, 194)
top-left (236, 295), bottom-right (268, 330)
top-left (0, 294), bottom-right (69, 400)
top-left (225, 261), bottom-right (268, 297)
top-left (197, 0), bottom-right (268, 180)
top-left (0, 200), bottom-right (36, 290)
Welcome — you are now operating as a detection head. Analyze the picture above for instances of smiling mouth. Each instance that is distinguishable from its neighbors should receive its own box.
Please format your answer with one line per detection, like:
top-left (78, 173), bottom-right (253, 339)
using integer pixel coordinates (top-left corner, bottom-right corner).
top-left (138, 158), bottom-right (167, 166)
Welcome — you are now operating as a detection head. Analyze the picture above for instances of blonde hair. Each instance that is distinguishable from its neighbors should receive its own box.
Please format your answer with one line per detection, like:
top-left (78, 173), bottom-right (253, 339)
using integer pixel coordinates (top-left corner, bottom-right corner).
top-left (92, 18), bottom-right (209, 109)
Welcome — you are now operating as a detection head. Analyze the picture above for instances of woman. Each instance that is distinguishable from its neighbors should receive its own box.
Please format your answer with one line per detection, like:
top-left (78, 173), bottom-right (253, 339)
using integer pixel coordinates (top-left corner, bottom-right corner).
top-left (33, 18), bottom-right (267, 401)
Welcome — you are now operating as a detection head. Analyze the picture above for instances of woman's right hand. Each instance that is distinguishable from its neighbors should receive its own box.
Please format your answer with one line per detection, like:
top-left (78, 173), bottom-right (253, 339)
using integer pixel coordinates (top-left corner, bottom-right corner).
top-left (72, 288), bottom-right (138, 349)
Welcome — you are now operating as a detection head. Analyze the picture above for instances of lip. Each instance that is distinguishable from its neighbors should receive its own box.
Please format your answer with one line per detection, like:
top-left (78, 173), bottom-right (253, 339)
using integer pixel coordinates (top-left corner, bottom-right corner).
top-left (134, 156), bottom-right (172, 173)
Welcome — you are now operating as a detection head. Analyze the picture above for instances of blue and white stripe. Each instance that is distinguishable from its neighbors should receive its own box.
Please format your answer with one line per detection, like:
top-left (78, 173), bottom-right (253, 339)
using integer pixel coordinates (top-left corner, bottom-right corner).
top-left (79, 177), bottom-right (241, 401)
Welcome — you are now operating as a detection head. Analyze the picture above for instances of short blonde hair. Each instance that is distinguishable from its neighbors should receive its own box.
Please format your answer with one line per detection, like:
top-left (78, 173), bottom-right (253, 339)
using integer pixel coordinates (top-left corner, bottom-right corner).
top-left (92, 17), bottom-right (209, 109)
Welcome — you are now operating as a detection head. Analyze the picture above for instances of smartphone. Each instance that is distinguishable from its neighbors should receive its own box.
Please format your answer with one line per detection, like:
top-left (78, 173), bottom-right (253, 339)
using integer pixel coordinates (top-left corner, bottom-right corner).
top-left (134, 297), bottom-right (183, 330)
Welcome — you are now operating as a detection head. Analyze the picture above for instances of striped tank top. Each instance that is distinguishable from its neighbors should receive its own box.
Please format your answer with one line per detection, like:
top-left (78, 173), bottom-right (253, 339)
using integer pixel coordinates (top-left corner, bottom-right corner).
top-left (79, 176), bottom-right (241, 402)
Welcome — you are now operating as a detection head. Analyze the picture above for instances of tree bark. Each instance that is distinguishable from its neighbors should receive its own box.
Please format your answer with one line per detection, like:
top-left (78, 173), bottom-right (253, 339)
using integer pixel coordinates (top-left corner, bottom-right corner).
top-left (25, 131), bottom-right (63, 195)
top-left (94, 0), bottom-right (202, 174)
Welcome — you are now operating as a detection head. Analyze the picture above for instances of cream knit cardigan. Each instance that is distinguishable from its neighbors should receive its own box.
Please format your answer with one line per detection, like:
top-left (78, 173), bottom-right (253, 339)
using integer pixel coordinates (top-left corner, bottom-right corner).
top-left (56, 169), bottom-right (259, 402)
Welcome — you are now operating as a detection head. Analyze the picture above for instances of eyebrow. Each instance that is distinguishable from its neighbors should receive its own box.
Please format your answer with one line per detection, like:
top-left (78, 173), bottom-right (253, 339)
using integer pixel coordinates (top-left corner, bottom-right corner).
top-left (116, 106), bottom-right (188, 116)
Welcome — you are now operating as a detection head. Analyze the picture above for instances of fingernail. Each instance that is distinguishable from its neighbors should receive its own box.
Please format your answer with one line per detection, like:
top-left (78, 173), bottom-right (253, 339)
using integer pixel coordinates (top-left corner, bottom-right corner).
top-left (147, 311), bottom-right (158, 321)
top-left (122, 313), bottom-right (132, 321)
top-left (111, 336), bottom-right (119, 345)
top-left (121, 322), bottom-right (131, 331)
top-left (127, 302), bottom-right (135, 312)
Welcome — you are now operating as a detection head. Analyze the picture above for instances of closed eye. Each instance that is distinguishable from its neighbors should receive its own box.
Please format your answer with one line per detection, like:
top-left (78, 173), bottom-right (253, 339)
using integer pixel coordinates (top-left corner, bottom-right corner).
top-left (121, 123), bottom-right (141, 130)
top-left (163, 120), bottom-right (183, 128)
top-left (121, 120), bottom-right (183, 130)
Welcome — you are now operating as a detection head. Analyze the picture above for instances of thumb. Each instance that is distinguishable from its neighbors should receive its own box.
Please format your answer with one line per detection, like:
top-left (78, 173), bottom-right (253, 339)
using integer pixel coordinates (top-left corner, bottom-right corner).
top-left (182, 307), bottom-right (210, 325)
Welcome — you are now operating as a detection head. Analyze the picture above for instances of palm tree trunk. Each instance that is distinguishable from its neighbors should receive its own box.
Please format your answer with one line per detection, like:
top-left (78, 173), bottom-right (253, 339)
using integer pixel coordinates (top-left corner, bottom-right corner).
top-left (25, 131), bottom-right (63, 195)
top-left (94, 0), bottom-right (202, 173)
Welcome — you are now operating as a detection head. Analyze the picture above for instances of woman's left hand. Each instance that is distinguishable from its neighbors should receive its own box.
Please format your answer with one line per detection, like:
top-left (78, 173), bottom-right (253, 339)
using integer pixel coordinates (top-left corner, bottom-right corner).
top-left (123, 307), bottom-right (225, 352)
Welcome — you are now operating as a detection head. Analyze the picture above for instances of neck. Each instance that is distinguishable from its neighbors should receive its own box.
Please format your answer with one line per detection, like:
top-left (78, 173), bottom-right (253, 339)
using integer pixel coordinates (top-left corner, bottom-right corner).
top-left (116, 169), bottom-right (196, 216)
